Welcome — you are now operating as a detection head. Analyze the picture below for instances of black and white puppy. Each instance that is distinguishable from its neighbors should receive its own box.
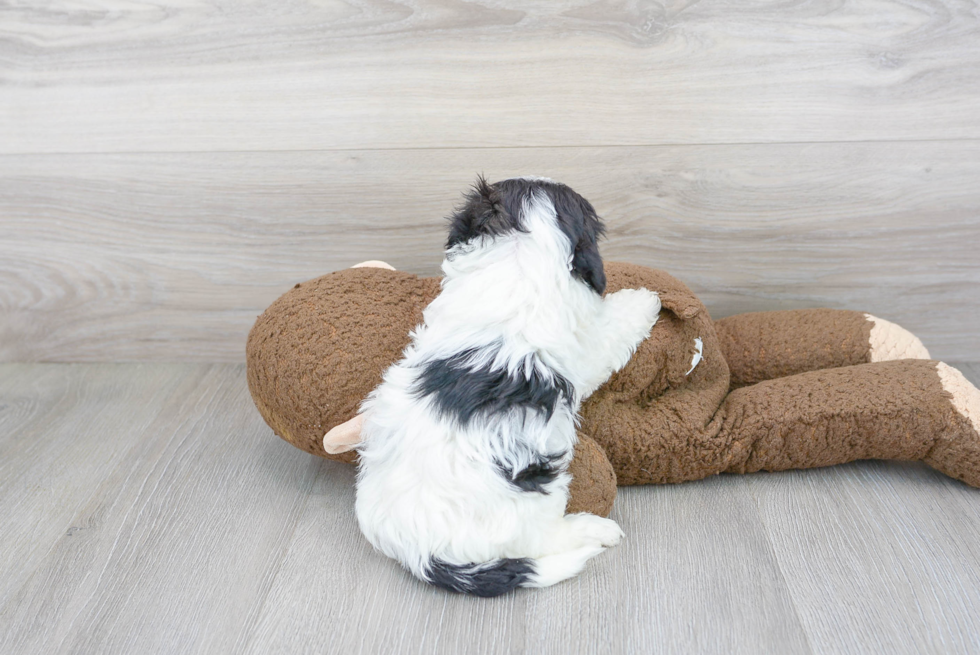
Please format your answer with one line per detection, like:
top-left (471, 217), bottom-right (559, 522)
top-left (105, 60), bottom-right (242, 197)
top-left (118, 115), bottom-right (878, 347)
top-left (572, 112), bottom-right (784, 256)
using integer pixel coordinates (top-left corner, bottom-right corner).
top-left (354, 177), bottom-right (661, 596)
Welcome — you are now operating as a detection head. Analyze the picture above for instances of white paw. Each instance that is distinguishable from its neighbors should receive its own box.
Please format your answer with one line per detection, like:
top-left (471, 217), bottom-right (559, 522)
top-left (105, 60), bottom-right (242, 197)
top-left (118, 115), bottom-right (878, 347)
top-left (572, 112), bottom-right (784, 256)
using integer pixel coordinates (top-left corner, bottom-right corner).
top-left (607, 287), bottom-right (661, 336)
top-left (566, 513), bottom-right (624, 548)
top-left (634, 287), bottom-right (663, 327)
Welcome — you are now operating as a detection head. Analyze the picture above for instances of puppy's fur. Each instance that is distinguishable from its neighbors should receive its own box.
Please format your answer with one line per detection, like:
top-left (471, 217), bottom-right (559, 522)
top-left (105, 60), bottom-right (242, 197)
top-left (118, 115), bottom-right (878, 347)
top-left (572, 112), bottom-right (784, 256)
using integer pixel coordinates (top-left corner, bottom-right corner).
top-left (355, 177), bottom-right (661, 596)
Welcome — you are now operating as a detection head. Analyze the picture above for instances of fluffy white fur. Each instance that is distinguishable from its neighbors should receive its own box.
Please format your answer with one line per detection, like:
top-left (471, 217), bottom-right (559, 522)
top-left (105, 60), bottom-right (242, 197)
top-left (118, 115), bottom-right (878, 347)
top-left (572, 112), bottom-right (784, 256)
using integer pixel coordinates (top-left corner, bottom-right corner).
top-left (355, 187), bottom-right (661, 592)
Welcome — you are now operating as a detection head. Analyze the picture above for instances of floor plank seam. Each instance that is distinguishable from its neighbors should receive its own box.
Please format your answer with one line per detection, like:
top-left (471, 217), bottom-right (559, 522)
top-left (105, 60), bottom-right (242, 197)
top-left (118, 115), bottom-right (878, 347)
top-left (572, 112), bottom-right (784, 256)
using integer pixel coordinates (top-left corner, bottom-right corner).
top-left (50, 366), bottom-right (221, 651)
top-left (235, 459), bottom-right (321, 654)
top-left (745, 477), bottom-right (817, 655)
top-left (0, 367), bottom-right (188, 616)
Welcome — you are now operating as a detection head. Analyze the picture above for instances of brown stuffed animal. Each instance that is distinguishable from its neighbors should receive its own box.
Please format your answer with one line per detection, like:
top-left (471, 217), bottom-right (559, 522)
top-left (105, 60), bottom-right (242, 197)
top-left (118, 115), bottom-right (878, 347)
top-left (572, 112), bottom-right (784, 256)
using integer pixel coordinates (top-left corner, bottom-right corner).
top-left (247, 261), bottom-right (980, 517)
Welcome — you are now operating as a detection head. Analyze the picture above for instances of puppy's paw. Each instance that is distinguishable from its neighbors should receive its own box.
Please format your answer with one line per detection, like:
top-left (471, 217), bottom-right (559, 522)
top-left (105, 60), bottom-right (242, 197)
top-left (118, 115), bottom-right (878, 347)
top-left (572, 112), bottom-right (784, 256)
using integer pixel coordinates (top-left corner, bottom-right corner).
top-left (634, 287), bottom-right (662, 328)
top-left (607, 288), bottom-right (661, 329)
top-left (566, 513), bottom-right (624, 548)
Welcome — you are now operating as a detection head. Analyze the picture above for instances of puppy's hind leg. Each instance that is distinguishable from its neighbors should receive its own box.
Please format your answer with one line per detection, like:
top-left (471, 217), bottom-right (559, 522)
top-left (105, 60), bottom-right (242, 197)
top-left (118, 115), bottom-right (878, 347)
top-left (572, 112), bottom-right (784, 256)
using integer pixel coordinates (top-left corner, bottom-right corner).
top-left (525, 544), bottom-right (607, 588)
top-left (521, 513), bottom-right (624, 588)
top-left (563, 512), bottom-right (624, 547)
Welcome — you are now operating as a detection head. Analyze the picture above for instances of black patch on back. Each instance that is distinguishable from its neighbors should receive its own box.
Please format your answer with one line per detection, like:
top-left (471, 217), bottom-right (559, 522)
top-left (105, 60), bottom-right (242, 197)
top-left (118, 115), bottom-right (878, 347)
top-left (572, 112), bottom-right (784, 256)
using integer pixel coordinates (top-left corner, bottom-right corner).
top-left (498, 453), bottom-right (564, 493)
top-left (425, 557), bottom-right (534, 597)
top-left (414, 348), bottom-right (573, 427)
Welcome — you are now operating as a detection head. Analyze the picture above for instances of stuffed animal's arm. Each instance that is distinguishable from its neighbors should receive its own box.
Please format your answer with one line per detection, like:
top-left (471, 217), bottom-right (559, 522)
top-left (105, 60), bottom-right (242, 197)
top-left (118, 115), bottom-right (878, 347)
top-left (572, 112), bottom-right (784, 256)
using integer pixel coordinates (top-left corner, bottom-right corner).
top-left (714, 309), bottom-right (929, 390)
top-left (324, 414), bottom-right (364, 454)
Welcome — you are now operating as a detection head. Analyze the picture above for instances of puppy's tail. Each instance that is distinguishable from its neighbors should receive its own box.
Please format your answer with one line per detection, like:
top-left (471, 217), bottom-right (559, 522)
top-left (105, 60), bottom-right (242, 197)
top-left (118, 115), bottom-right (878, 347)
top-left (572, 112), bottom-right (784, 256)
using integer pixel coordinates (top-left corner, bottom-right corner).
top-left (424, 557), bottom-right (533, 597)
top-left (424, 544), bottom-right (605, 597)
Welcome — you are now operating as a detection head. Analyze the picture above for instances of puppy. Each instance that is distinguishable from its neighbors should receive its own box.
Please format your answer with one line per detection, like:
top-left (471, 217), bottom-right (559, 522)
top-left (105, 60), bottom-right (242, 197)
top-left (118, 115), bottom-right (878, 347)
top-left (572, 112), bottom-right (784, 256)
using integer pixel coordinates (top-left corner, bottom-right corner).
top-left (354, 177), bottom-right (661, 596)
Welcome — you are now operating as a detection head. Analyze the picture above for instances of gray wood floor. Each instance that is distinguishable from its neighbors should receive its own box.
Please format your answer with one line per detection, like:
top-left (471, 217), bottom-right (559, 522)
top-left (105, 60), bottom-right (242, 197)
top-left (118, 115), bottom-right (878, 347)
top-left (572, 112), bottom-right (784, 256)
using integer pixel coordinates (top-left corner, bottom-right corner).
top-left (2, 362), bottom-right (979, 654)
top-left (2, 2), bottom-right (979, 653)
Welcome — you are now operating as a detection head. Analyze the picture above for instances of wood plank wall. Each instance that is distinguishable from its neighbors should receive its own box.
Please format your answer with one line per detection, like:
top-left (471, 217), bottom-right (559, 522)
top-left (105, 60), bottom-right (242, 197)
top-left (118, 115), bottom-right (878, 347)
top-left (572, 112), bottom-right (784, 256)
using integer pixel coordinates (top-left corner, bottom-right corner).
top-left (1, 1), bottom-right (978, 362)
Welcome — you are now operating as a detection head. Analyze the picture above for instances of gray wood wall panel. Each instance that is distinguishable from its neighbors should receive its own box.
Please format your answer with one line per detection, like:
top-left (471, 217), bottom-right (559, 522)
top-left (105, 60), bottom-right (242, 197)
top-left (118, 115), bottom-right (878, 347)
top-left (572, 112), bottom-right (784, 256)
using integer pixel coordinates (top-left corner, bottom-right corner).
top-left (2, 143), bottom-right (978, 362)
top-left (2, 1), bottom-right (980, 153)
top-left (1, 0), bottom-right (978, 362)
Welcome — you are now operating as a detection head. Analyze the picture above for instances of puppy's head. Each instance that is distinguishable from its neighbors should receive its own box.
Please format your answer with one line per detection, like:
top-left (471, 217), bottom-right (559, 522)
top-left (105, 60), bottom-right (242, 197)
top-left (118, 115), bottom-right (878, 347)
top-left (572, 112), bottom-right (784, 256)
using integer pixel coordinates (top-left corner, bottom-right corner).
top-left (446, 176), bottom-right (607, 294)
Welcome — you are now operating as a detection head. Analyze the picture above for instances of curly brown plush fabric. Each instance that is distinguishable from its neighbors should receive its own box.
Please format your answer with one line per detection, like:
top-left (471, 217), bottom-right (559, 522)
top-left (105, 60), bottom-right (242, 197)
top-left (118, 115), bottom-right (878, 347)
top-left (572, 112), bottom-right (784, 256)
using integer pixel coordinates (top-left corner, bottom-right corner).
top-left (247, 262), bottom-right (980, 516)
top-left (247, 268), bottom-right (441, 464)
top-left (715, 309), bottom-right (874, 389)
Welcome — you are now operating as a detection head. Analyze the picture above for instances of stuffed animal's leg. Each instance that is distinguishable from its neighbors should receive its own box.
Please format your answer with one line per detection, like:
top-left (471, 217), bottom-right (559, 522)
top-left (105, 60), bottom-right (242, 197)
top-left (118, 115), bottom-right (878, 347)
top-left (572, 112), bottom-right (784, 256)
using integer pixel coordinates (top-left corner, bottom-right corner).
top-left (720, 359), bottom-right (980, 487)
top-left (714, 309), bottom-right (929, 389)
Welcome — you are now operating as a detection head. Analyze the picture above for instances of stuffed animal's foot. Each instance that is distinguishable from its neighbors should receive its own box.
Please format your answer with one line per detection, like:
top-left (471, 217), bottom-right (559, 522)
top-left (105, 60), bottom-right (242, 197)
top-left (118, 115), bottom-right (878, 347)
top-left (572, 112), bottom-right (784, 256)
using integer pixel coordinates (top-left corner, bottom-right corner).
top-left (938, 363), bottom-right (980, 433)
top-left (865, 314), bottom-right (930, 362)
top-left (715, 309), bottom-right (931, 389)
top-left (924, 363), bottom-right (980, 487)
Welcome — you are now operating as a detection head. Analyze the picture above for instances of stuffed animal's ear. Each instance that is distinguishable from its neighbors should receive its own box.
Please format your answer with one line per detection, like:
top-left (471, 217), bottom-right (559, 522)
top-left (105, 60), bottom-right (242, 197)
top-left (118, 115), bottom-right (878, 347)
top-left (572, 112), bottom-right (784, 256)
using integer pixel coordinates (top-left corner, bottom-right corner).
top-left (351, 260), bottom-right (395, 270)
top-left (446, 176), bottom-right (519, 249)
top-left (602, 262), bottom-right (704, 319)
top-left (323, 414), bottom-right (364, 454)
top-left (656, 286), bottom-right (703, 320)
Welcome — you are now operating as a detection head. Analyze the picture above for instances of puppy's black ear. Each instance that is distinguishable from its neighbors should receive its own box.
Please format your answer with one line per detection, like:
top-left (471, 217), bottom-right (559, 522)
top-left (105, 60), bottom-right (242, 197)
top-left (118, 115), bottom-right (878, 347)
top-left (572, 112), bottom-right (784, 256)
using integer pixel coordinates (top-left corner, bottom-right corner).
top-left (547, 185), bottom-right (607, 295)
top-left (572, 220), bottom-right (606, 295)
top-left (446, 176), bottom-right (521, 249)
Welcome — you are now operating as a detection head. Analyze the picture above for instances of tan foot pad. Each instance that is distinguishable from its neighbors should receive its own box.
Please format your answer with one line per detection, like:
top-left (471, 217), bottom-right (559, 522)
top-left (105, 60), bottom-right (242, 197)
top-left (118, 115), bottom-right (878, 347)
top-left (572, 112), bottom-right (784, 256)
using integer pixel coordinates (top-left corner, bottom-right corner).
top-left (938, 363), bottom-right (980, 435)
top-left (351, 260), bottom-right (396, 270)
top-left (866, 314), bottom-right (930, 362)
top-left (323, 414), bottom-right (364, 454)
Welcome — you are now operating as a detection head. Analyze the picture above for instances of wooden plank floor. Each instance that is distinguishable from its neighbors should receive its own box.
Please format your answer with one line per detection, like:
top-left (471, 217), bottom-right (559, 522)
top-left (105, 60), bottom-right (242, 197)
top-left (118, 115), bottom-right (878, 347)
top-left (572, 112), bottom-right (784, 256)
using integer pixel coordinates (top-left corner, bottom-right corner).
top-left (1, 362), bottom-right (979, 654)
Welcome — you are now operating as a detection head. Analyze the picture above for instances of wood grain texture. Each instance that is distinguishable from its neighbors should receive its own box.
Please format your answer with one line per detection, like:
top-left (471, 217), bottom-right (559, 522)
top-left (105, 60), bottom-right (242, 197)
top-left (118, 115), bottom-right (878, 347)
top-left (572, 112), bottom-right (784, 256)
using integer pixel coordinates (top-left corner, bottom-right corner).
top-left (244, 471), bottom-right (811, 655)
top-left (0, 364), bottom-right (194, 606)
top-left (745, 361), bottom-right (980, 653)
top-left (2, 363), bottom-right (980, 654)
top-left (0, 364), bottom-right (321, 654)
top-left (2, 142), bottom-right (977, 362)
top-left (2, 1), bottom-right (980, 153)
top-left (749, 462), bottom-right (980, 653)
